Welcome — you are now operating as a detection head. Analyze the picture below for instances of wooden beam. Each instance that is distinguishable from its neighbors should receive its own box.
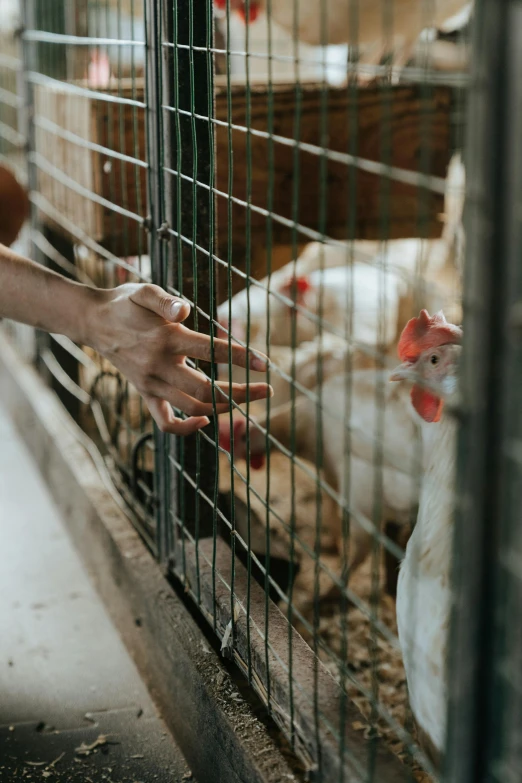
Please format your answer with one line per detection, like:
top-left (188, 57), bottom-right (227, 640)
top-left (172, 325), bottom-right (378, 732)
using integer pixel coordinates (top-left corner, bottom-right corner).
top-left (214, 81), bottom-right (451, 261)
top-left (34, 79), bottom-right (452, 266)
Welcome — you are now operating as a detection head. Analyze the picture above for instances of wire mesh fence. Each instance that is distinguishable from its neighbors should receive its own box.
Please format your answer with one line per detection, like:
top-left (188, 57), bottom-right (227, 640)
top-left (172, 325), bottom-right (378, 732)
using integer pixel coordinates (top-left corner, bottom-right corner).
top-left (2, 0), bottom-right (519, 781)
top-left (14, 0), bottom-right (158, 544)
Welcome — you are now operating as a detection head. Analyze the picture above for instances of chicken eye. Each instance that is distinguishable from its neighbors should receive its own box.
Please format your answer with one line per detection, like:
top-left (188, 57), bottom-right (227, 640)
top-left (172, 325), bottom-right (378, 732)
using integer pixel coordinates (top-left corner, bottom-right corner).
top-left (430, 354), bottom-right (439, 365)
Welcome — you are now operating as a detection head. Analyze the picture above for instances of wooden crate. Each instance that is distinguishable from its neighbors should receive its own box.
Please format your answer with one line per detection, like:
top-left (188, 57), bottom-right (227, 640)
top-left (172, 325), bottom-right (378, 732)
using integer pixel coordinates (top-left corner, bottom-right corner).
top-left (34, 80), bottom-right (147, 258)
top-left (216, 79), bottom-right (452, 257)
top-left (34, 77), bottom-right (452, 262)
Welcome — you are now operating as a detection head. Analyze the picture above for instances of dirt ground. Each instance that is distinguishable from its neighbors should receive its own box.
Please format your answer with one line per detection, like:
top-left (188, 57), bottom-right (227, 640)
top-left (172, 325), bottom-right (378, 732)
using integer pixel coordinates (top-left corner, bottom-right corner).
top-left (312, 559), bottom-right (433, 783)
top-left (220, 452), bottom-right (434, 782)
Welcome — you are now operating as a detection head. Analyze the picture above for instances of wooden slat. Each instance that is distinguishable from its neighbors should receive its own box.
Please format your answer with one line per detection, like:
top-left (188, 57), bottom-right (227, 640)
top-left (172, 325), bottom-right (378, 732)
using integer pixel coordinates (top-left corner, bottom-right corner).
top-left (214, 82), bottom-right (451, 261)
top-left (34, 81), bottom-right (147, 259)
top-left (33, 78), bottom-right (452, 265)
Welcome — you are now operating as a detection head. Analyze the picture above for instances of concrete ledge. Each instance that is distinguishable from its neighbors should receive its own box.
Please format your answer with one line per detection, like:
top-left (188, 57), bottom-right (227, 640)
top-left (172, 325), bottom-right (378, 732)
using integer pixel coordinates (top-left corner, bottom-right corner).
top-left (0, 333), bottom-right (297, 783)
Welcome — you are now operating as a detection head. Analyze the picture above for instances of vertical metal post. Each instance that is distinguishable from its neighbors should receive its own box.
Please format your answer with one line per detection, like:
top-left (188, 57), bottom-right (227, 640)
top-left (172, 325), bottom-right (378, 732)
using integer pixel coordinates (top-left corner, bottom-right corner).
top-left (162, 0), bottom-right (216, 547)
top-left (445, 0), bottom-right (515, 779)
top-left (145, 0), bottom-right (172, 565)
top-left (19, 0), bottom-right (47, 374)
top-left (31, 0), bottom-right (68, 80)
top-left (146, 0), bottom-right (216, 566)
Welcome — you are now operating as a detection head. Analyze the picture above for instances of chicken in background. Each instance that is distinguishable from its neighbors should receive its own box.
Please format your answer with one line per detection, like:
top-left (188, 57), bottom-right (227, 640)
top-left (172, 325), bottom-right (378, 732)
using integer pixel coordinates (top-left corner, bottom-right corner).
top-left (219, 449), bottom-right (342, 626)
top-left (390, 310), bottom-right (461, 766)
top-left (217, 332), bottom-right (350, 416)
top-left (218, 152), bottom-right (465, 360)
top-left (215, 0), bottom-right (472, 72)
top-left (86, 7), bottom-right (145, 80)
top-left (214, 2), bottom-right (349, 85)
top-left (221, 361), bottom-right (421, 586)
top-left (439, 1), bottom-right (473, 31)
top-left (216, 241), bottom-right (360, 346)
top-left (74, 245), bottom-right (152, 288)
top-left (218, 155), bottom-right (464, 586)
top-left (219, 263), bottom-right (407, 354)
top-left (217, 236), bottom-right (458, 356)
top-left (87, 50), bottom-right (112, 89)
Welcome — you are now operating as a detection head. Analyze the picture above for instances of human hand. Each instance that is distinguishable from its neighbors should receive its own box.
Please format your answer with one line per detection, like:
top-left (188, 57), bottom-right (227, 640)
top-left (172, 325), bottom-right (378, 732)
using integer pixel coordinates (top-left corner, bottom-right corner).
top-left (85, 283), bottom-right (272, 435)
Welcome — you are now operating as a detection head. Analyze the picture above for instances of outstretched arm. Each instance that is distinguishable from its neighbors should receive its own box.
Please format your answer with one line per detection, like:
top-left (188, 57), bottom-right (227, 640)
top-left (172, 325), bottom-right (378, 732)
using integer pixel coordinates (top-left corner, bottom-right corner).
top-left (0, 243), bottom-right (272, 435)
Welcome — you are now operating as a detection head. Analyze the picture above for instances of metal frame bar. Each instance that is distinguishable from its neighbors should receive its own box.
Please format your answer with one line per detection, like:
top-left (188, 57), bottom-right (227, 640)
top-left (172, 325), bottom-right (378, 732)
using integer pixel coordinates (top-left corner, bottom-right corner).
top-left (162, 0), bottom-right (217, 555)
top-left (145, 0), bottom-right (169, 564)
top-left (445, 0), bottom-right (514, 780)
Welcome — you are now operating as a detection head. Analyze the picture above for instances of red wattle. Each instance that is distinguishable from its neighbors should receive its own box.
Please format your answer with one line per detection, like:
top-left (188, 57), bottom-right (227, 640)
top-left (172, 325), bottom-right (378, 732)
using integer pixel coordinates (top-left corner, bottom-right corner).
top-left (411, 385), bottom-right (443, 423)
top-left (250, 453), bottom-right (265, 470)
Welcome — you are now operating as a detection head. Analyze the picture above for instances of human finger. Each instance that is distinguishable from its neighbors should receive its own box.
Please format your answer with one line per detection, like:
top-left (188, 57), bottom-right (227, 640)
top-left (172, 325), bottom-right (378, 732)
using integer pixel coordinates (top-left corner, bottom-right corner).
top-left (129, 284), bottom-right (191, 324)
top-left (160, 363), bottom-right (272, 405)
top-left (146, 378), bottom-right (242, 417)
top-left (174, 324), bottom-right (269, 371)
top-left (145, 396), bottom-right (209, 435)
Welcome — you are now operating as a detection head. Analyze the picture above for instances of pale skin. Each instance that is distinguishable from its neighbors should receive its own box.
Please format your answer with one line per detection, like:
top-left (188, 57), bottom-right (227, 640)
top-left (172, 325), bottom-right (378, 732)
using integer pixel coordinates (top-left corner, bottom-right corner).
top-left (0, 243), bottom-right (273, 435)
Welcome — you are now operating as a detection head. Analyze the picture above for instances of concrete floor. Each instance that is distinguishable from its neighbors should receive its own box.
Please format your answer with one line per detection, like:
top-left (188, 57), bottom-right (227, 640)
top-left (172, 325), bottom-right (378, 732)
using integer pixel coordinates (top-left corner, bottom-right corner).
top-left (0, 400), bottom-right (195, 782)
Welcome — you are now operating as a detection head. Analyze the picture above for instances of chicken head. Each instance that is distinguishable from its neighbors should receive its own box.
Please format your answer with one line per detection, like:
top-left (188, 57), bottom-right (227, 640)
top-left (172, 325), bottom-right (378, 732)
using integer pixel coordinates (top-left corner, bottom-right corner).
top-left (214, 0), bottom-right (261, 22)
top-left (390, 309), bottom-right (462, 422)
top-left (219, 415), bottom-right (266, 468)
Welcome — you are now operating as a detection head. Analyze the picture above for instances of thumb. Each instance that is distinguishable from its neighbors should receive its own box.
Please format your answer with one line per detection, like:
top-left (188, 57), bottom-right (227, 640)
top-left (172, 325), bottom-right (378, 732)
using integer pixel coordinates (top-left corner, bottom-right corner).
top-left (130, 283), bottom-right (191, 323)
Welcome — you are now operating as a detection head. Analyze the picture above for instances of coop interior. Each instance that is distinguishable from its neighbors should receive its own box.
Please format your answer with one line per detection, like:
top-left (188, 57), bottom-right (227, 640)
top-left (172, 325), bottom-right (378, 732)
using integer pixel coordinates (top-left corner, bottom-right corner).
top-left (0, 0), bottom-right (473, 780)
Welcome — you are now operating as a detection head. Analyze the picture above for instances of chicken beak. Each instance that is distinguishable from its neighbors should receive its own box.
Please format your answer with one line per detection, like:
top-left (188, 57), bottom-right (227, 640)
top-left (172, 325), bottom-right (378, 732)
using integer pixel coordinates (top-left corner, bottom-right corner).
top-left (389, 361), bottom-right (417, 382)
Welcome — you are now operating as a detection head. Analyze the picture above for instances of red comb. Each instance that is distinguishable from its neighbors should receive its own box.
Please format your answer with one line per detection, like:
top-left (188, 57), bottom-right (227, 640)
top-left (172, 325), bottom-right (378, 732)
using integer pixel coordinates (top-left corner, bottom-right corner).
top-left (295, 275), bottom-right (312, 294)
top-left (398, 310), bottom-right (462, 363)
top-left (282, 275), bottom-right (312, 298)
top-left (238, 2), bottom-right (260, 22)
top-left (214, 0), bottom-right (260, 22)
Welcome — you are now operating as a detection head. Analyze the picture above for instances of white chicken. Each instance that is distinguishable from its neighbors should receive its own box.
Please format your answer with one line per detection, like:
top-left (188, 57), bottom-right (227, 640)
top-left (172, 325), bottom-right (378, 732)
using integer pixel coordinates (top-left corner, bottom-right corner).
top-left (74, 245), bottom-right (152, 288)
top-left (390, 309), bottom-right (462, 764)
top-left (215, 0), bottom-right (472, 64)
top-left (221, 361), bottom-right (422, 578)
top-left (218, 332), bottom-right (349, 414)
top-left (219, 263), bottom-right (407, 351)
top-left (87, 50), bottom-right (112, 88)
top-left (218, 153), bottom-right (465, 353)
top-left (219, 449), bottom-right (342, 623)
top-left (216, 239), bottom-right (376, 345)
top-left (438, 1), bottom-right (472, 32)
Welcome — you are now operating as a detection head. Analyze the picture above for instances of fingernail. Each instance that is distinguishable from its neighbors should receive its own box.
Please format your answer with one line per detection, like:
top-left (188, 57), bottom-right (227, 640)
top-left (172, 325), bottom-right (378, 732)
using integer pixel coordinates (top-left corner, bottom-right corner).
top-left (170, 300), bottom-right (184, 320)
top-left (251, 355), bottom-right (268, 371)
top-left (268, 385), bottom-right (274, 397)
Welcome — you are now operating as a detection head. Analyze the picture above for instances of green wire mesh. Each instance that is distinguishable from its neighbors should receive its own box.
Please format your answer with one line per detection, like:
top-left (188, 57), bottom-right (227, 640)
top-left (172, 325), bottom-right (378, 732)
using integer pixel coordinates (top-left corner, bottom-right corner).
top-left (4, 1), bottom-right (518, 782)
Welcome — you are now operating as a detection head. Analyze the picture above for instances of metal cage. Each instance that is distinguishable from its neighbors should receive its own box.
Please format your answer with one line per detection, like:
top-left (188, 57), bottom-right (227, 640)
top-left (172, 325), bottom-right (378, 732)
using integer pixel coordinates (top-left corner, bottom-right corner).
top-left (1, 0), bottom-right (521, 781)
